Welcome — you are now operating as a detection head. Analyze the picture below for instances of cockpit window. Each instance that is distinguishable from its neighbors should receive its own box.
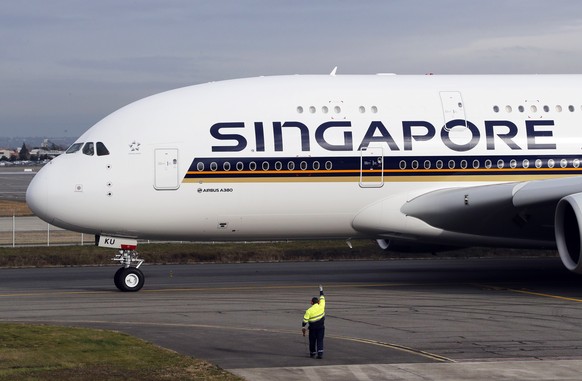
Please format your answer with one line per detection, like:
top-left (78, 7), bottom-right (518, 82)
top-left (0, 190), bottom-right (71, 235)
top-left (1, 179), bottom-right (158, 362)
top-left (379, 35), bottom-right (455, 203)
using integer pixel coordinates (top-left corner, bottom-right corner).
top-left (82, 142), bottom-right (94, 156)
top-left (66, 143), bottom-right (83, 154)
top-left (96, 142), bottom-right (110, 156)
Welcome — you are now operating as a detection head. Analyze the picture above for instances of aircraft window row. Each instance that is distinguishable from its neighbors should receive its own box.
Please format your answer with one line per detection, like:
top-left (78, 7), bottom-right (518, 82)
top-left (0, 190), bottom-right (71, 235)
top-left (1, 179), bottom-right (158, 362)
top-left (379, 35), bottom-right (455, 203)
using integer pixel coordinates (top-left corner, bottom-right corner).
top-left (296, 105), bottom-right (379, 114)
top-left (196, 160), bottom-right (334, 172)
top-left (65, 142), bottom-right (110, 156)
top-left (492, 104), bottom-right (577, 113)
top-left (359, 106), bottom-right (379, 114)
top-left (297, 105), bottom-right (341, 114)
top-left (399, 158), bottom-right (581, 170)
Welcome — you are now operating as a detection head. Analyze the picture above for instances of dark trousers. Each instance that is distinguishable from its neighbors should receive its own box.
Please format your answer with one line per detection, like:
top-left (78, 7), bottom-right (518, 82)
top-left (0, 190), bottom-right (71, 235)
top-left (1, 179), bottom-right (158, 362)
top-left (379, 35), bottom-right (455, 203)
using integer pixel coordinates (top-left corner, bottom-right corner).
top-left (309, 326), bottom-right (325, 356)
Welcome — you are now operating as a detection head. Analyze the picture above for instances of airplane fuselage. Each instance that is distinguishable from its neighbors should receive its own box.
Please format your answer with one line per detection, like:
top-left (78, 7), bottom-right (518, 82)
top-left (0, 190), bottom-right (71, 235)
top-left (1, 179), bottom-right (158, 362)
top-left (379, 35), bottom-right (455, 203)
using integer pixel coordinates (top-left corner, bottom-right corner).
top-left (27, 74), bottom-right (582, 249)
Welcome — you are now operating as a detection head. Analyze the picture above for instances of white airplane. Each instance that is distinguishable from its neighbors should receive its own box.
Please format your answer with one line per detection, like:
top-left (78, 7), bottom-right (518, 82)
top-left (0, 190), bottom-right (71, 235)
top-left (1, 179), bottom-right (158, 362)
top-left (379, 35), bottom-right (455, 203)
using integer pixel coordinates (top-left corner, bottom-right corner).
top-left (26, 73), bottom-right (582, 291)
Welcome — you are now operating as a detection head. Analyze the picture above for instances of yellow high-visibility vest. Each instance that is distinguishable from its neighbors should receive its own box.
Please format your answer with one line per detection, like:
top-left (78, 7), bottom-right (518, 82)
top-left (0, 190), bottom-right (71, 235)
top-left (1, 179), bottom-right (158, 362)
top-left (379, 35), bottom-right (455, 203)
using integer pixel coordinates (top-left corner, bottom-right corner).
top-left (303, 295), bottom-right (325, 324)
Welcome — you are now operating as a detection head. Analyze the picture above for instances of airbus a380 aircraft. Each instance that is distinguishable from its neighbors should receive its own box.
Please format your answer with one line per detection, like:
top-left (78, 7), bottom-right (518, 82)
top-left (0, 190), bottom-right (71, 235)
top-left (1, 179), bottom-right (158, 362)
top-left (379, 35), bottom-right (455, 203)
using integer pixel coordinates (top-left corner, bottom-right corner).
top-left (25, 73), bottom-right (582, 291)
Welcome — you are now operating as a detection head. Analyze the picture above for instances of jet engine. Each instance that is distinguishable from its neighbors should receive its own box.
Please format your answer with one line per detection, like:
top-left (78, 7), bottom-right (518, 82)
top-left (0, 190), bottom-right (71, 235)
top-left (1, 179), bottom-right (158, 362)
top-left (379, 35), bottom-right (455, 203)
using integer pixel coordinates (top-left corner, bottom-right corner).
top-left (555, 193), bottom-right (582, 273)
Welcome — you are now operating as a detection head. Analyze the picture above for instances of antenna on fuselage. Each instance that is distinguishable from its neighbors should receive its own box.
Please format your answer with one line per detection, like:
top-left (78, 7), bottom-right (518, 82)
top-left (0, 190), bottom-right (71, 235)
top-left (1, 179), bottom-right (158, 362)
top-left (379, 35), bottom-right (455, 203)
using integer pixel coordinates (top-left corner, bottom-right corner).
top-left (330, 66), bottom-right (338, 76)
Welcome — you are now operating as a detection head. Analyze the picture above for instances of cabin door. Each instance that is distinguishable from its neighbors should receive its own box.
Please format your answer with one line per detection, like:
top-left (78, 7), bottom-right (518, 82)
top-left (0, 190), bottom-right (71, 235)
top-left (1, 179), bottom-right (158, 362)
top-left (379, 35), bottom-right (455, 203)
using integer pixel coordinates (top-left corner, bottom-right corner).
top-left (359, 146), bottom-right (384, 188)
top-left (154, 148), bottom-right (180, 190)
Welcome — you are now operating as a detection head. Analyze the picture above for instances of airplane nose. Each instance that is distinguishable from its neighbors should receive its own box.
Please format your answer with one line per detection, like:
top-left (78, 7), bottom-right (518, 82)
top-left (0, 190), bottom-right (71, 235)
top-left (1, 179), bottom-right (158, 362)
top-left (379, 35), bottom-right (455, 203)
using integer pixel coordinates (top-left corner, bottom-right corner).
top-left (26, 163), bottom-right (54, 224)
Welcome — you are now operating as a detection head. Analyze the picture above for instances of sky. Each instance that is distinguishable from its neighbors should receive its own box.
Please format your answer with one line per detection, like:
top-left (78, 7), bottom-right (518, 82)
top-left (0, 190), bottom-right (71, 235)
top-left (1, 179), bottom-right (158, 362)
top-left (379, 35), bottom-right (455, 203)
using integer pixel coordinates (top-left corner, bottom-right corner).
top-left (2, 0), bottom-right (582, 139)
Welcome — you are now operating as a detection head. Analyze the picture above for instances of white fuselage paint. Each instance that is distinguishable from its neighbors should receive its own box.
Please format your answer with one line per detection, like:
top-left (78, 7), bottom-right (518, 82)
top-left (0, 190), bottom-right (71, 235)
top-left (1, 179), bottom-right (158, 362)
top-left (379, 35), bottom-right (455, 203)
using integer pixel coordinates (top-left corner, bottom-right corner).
top-left (26, 75), bottom-right (582, 247)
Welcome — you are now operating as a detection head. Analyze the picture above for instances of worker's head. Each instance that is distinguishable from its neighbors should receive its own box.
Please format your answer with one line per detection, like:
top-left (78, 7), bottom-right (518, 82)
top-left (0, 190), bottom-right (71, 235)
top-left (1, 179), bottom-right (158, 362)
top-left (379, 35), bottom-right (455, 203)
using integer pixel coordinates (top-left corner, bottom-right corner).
top-left (311, 297), bottom-right (319, 305)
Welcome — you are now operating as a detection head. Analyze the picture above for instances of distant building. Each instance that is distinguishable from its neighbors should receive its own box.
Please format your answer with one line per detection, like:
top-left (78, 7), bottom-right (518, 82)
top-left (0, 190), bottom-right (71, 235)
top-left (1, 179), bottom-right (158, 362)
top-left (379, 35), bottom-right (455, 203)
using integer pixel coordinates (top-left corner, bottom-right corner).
top-left (0, 149), bottom-right (16, 160)
top-left (29, 147), bottom-right (64, 159)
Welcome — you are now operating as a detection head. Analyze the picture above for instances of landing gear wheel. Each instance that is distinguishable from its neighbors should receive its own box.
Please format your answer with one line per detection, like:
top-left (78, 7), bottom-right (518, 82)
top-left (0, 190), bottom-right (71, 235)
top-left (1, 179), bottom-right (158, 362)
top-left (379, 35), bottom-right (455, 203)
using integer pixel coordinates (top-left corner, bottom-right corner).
top-left (115, 267), bottom-right (145, 292)
top-left (114, 267), bottom-right (124, 290)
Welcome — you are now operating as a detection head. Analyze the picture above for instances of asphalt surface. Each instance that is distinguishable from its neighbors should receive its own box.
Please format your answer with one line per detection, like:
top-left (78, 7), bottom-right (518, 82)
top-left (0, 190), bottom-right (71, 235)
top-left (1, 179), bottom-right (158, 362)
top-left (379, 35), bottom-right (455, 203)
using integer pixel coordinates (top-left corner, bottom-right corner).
top-left (2, 258), bottom-right (582, 380)
top-left (0, 166), bottom-right (38, 201)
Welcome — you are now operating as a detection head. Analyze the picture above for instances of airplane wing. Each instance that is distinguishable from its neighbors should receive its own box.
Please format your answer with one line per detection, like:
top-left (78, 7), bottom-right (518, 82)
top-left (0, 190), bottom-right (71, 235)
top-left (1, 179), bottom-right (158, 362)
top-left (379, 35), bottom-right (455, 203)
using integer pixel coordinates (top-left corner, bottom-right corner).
top-left (400, 176), bottom-right (582, 242)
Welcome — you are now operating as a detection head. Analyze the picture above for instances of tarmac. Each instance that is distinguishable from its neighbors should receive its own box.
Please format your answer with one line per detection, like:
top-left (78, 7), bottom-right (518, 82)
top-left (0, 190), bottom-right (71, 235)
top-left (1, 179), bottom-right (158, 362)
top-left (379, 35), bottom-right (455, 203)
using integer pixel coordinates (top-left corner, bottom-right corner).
top-left (0, 166), bottom-right (37, 201)
top-left (1, 258), bottom-right (582, 380)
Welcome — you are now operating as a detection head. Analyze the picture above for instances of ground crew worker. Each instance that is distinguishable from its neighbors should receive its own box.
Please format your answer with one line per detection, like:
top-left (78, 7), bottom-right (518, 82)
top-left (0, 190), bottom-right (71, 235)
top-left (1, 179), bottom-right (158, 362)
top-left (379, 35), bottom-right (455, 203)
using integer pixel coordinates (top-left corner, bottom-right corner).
top-left (302, 285), bottom-right (325, 359)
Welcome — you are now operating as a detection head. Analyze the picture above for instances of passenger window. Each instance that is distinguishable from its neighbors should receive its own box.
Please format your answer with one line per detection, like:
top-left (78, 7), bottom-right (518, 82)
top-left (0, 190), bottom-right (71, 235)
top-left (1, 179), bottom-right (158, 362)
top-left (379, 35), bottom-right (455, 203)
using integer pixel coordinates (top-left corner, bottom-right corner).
top-left (96, 142), bottom-right (110, 156)
top-left (66, 143), bottom-right (83, 154)
top-left (82, 142), bottom-right (94, 156)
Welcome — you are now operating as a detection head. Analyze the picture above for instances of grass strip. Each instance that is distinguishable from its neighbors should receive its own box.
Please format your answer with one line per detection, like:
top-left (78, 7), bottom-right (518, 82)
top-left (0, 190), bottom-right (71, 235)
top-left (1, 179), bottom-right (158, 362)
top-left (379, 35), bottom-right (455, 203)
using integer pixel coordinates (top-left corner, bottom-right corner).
top-left (0, 240), bottom-right (383, 267)
top-left (0, 200), bottom-right (32, 217)
top-left (0, 240), bottom-right (557, 268)
top-left (0, 323), bottom-right (242, 381)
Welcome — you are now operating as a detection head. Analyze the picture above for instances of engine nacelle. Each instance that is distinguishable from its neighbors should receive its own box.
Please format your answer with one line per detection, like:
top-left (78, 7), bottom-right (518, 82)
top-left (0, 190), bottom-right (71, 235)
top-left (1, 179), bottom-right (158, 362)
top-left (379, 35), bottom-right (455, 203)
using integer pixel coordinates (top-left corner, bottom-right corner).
top-left (555, 193), bottom-right (582, 273)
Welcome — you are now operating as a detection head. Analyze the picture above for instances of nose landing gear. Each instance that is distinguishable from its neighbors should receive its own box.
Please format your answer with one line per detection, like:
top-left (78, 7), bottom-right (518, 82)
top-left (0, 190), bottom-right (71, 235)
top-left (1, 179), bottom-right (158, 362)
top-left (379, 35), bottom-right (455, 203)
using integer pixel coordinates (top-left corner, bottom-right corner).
top-left (97, 235), bottom-right (145, 292)
top-left (112, 248), bottom-right (145, 292)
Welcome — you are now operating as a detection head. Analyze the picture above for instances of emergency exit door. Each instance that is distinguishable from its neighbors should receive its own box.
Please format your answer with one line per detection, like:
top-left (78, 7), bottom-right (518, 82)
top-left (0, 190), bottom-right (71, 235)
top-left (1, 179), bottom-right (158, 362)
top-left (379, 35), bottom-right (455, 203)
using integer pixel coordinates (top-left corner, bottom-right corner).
top-left (154, 148), bottom-right (180, 190)
top-left (439, 91), bottom-right (472, 147)
top-left (440, 91), bottom-right (466, 123)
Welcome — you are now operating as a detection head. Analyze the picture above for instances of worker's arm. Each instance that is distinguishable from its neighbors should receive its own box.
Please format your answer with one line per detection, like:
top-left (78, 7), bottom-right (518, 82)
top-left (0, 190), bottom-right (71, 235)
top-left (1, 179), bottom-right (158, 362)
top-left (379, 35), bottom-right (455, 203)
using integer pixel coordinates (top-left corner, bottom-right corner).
top-left (319, 284), bottom-right (324, 296)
